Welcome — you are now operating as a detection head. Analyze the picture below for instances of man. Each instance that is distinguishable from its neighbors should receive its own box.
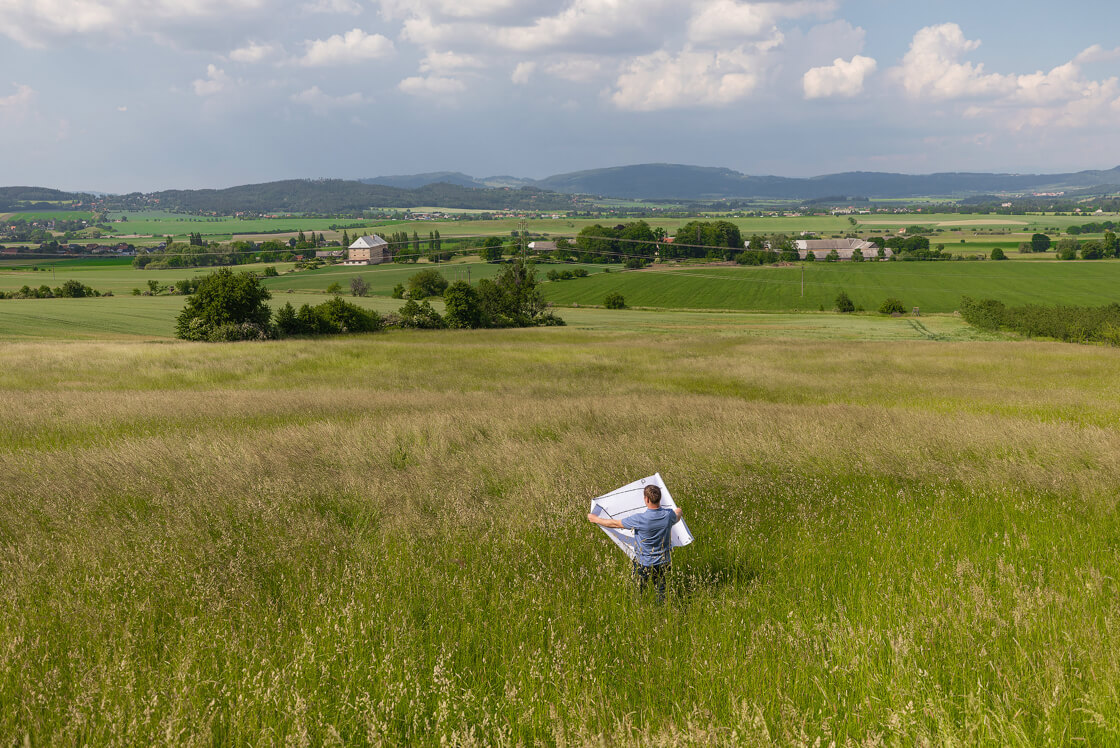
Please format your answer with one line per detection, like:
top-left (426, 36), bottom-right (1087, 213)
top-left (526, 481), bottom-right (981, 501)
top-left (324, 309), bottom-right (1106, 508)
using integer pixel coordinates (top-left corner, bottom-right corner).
top-left (587, 484), bottom-right (683, 601)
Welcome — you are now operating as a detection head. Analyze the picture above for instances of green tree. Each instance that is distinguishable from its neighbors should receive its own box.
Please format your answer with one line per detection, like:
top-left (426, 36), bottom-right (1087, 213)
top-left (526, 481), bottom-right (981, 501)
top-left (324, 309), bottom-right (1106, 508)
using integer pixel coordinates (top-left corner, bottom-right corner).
top-left (1103, 231), bottom-right (1118, 257)
top-left (990, 247), bottom-right (1007, 260)
top-left (1030, 233), bottom-right (1051, 253)
top-left (443, 281), bottom-right (482, 328)
top-left (147, 279), bottom-right (160, 295)
top-left (398, 299), bottom-right (446, 329)
top-left (326, 281), bottom-right (343, 294)
top-left (1056, 237), bottom-right (1080, 260)
top-left (407, 268), bottom-right (449, 299)
top-left (879, 297), bottom-right (906, 315)
top-left (604, 292), bottom-right (626, 309)
top-left (175, 268), bottom-right (272, 341)
top-left (835, 290), bottom-right (855, 313)
top-left (479, 236), bottom-right (504, 263)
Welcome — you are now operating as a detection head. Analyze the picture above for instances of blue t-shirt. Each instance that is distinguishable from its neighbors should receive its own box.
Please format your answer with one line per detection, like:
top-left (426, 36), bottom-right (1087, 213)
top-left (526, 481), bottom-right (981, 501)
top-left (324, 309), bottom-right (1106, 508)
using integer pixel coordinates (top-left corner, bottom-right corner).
top-left (621, 507), bottom-right (680, 567)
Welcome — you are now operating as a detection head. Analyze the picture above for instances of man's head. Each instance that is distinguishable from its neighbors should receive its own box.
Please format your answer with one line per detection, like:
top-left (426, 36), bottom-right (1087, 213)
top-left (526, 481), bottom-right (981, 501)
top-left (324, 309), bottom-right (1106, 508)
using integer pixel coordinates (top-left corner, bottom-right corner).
top-left (643, 484), bottom-right (662, 507)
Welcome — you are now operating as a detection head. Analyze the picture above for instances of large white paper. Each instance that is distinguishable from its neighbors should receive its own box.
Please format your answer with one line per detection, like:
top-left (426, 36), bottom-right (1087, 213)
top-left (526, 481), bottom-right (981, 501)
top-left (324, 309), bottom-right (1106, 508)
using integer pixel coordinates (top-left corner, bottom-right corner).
top-left (589, 473), bottom-right (693, 560)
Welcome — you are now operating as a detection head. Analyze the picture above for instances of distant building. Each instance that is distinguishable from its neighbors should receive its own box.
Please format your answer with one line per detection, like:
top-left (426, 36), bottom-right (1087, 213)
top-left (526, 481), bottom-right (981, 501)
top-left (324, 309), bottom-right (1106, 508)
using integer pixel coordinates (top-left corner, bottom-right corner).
top-left (316, 250), bottom-right (346, 260)
top-left (528, 241), bottom-right (557, 253)
top-left (795, 238), bottom-right (887, 261)
top-left (345, 235), bottom-right (390, 265)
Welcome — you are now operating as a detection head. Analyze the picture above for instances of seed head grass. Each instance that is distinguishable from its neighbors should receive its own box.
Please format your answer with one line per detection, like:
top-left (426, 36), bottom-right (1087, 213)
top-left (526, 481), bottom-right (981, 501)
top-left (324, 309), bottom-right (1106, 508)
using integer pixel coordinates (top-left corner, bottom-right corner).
top-left (1, 331), bottom-right (1119, 745)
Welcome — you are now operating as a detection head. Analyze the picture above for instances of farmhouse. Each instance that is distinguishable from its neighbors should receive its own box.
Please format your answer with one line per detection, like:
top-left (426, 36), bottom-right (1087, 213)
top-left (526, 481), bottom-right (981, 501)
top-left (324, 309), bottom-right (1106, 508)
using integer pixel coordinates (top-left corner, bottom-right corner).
top-left (316, 250), bottom-right (345, 260)
top-left (528, 241), bottom-right (557, 253)
top-left (795, 238), bottom-right (888, 261)
top-left (345, 235), bottom-right (390, 265)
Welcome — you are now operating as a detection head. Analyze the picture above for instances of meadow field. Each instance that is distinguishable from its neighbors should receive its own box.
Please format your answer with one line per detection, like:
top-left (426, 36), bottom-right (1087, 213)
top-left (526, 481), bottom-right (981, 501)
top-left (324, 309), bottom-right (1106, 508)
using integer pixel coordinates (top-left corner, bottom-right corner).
top-left (2, 324), bottom-right (1119, 745)
top-left (5, 255), bottom-right (1120, 318)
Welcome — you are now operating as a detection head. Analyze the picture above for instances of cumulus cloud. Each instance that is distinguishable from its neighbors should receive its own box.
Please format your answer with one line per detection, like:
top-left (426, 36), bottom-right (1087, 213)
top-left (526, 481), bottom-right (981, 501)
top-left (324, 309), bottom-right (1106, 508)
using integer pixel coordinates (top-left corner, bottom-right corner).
top-left (192, 64), bottom-right (232, 96)
top-left (290, 85), bottom-right (365, 111)
top-left (611, 47), bottom-right (760, 111)
top-left (398, 75), bottom-right (466, 97)
top-left (893, 23), bottom-right (1011, 100)
top-left (511, 61), bottom-right (535, 84)
top-left (1074, 44), bottom-right (1120, 65)
top-left (0, 0), bottom-right (266, 47)
top-left (889, 24), bottom-right (1120, 130)
top-left (802, 54), bottom-right (876, 98)
top-left (298, 28), bottom-right (394, 66)
top-left (229, 40), bottom-right (279, 63)
top-left (688, 0), bottom-right (835, 43)
top-left (0, 82), bottom-right (35, 120)
top-left (420, 50), bottom-right (484, 73)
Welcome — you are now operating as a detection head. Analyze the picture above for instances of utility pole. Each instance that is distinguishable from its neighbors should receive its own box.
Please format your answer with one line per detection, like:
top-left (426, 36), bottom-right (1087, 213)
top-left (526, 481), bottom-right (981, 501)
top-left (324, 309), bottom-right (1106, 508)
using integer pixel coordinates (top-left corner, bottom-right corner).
top-left (518, 219), bottom-right (527, 256)
top-left (801, 264), bottom-right (804, 298)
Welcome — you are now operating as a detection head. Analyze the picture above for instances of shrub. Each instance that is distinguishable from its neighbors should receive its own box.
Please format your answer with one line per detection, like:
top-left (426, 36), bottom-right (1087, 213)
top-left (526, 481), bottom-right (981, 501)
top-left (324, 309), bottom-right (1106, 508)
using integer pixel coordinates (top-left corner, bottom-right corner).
top-left (350, 277), bottom-right (370, 297)
top-left (277, 297), bottom-right (382, 336)
top-left (175, 268), bottom-right (273, 341)
top-left (263, 266), bottom-right (279, 277)
top-left (326, 281), bottom-right (343, 294)
top-left (58, 280), bottom-right (93, 298)
top-left (406, 268), bottom-right (448, 299)
top-left (835, 291), bottom-right (855, 313)
top-left (991, 247), bottom-right (1007, 260)
top-left (444, 281), bottom-right (482, 329)
top-left (573, 268), bottom-right (589, 277)
top-left (879, 297), bottom-right (906, 315)
top-left (398, 299), bottom-right (446, 329)
top-left (392, 283), bottom-right (405, 299)
top-left (131, 288), bottom-right (141, 296)
top-left (825, 250), bottom-right (840, 262)
top-left (604, 293), bottom-right (627, 310)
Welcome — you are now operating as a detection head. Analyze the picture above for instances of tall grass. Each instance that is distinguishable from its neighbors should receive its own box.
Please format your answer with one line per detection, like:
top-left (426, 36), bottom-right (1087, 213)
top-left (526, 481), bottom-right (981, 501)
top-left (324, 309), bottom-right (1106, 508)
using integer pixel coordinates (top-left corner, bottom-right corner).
top-left (2, 332), bottom-right (1119, 744)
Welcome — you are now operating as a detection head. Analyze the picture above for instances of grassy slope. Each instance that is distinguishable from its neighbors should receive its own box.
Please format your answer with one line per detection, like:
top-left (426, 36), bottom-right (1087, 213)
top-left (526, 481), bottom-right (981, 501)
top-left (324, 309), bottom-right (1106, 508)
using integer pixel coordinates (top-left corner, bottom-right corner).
top-left (1, 332), bottom-right (1118, 744)
top-left (0, 293), bottom-right (993, 342)
top-left (541, 260), bottom-right (1120, 312)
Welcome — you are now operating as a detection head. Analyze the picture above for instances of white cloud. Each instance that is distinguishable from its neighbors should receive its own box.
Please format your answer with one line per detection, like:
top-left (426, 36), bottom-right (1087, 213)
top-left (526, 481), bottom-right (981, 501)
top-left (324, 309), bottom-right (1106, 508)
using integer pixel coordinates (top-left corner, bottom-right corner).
top-left (893, 23), bottom-right (1011, 100)
top-left (0, 83), bottom-right (35, 120)
top-left (420, 50), bottom-right (484, 73)
top-left (0, 0), bottom-right (266, 47)
top-left (802, 54), bottom-right (876, 99)
top-left (511, 61), bottom-right (535, 84)
top-left (290, 85), bottom-right (365, 111)
top-left (1074, 44), bottom-right (1120, 65)
top-left (398, 75), bottom-right (466, 97)
top-left (298, 28), bottom-right (394, 66)
top-left (611, 47), bottom-right (760, 111)
top-left (688, 0), bottom-right (835, 43)
top-left (192, 64), bottom-right (231, 96)
top-left (229, 40), bottom-right (279, 63)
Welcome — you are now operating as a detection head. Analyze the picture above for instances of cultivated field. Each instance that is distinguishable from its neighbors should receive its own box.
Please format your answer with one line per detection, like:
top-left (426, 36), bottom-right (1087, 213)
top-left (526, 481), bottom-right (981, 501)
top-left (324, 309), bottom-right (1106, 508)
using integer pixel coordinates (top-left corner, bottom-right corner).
top-left (2, 327), bottom-right (1119, 745)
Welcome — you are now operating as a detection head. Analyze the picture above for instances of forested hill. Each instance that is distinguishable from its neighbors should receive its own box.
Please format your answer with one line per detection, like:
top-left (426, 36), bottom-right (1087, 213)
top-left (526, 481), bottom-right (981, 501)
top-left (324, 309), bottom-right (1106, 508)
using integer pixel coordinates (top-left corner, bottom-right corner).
top-left (112, 180), bottom-right (582, 212)
top-left (0, 186), bottom-right (93, 210)
top-left (535, 164), bottom-right (1120, 200)
top-left (362, 164), bottom-right (1120, 201)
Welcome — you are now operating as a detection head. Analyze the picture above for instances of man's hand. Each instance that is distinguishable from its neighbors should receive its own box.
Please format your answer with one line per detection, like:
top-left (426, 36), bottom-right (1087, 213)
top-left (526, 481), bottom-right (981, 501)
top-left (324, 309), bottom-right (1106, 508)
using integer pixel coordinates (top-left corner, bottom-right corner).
top-left (588, 513), bottom-right (624, 529)
top-left (674, 507), bottom-right (683, 519)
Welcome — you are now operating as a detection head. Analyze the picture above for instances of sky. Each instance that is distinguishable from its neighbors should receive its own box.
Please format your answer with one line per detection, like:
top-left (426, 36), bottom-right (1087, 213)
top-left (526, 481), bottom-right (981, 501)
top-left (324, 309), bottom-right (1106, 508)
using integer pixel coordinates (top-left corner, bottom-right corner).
top-left (1, 0), bottom-right (1119, 192)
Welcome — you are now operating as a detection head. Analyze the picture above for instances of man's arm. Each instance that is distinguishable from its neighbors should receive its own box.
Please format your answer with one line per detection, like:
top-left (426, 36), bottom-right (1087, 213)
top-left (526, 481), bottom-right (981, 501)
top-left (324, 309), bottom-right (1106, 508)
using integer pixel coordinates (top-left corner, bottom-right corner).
top-left (587, 513), bottom-right (624, 529)
top-left (673, 507), bottom-right (683, 522)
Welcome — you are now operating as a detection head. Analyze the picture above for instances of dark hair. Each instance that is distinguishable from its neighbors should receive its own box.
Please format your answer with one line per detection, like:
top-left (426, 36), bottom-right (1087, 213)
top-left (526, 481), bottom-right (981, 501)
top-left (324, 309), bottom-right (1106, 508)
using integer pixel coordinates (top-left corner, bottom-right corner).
top-left (644, 485), bottom-right (662, 504)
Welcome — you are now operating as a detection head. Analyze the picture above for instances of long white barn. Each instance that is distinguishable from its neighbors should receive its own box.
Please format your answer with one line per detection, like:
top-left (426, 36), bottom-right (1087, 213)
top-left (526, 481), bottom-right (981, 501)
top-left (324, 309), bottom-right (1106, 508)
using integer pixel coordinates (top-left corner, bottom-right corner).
top-left (795, 238), bottom-right (890, 261)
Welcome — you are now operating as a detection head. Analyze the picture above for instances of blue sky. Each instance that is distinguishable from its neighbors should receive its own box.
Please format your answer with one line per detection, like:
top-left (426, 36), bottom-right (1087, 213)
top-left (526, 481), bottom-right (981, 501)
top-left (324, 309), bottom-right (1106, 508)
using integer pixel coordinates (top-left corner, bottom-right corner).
top-left (1, 0), bottom-right (1118, 192)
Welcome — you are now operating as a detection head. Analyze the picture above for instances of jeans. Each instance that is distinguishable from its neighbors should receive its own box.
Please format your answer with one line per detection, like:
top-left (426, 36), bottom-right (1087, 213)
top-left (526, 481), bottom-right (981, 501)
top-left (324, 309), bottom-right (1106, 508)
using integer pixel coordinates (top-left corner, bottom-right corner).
top-left (633, 562), bottom-right (670, 602)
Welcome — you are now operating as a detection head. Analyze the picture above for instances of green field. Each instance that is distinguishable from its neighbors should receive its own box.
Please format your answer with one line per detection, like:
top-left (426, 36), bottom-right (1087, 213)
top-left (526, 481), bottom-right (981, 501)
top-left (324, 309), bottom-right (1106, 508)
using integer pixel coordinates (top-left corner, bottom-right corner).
top-left (2, 326), bottom-right (1120, 744)
top-left (79, 211), bottom-right (1120, 247)
top-left (540, 260), bottom-right (1120, 313)
top-left (104, 210), bottom-right (404, 240)
top-left (0, 292), bottom-right (1000, 342)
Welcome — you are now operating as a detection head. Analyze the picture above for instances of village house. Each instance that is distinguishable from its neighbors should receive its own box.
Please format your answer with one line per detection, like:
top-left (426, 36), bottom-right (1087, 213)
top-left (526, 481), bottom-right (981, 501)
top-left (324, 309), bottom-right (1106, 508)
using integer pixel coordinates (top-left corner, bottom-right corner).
top-left (795, 238), bottom-right (889, 261)
top-left (344, 235), bottom-right (390, 265)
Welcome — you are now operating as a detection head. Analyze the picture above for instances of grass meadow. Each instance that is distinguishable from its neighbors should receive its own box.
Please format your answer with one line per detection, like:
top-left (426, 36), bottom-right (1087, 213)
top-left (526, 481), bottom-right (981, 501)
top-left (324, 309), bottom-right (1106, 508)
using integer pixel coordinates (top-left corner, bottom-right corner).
top-left (2, 327), bottom-right (1120, 745)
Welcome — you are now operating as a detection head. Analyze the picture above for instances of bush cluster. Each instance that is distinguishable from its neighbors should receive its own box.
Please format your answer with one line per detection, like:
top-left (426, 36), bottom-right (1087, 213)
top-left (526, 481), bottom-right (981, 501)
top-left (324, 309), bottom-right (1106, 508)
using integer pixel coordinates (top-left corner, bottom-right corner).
top-left (274, 297), bottom-right (383, 336)
top-left (546, 268), bottom-right (589, 281)
top-left (0, 280), bottom-right (102, 299)
top-left (960, 296), bottom-right (1120, 345)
